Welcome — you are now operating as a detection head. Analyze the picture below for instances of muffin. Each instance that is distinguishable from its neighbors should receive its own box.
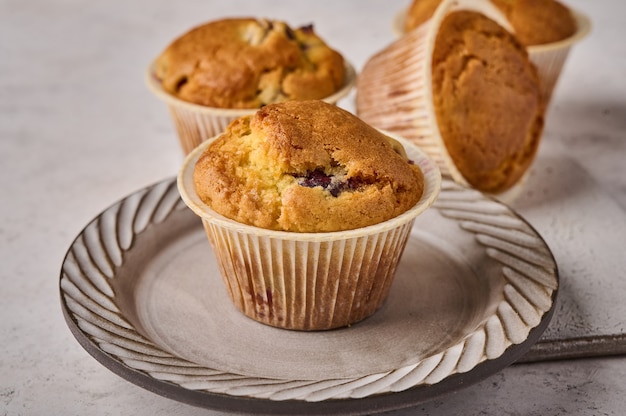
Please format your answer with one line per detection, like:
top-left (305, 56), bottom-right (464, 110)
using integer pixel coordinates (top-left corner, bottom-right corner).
top-left (404, 0), bottom-right (576, 46)
top-left (403, 0), bottom-right (447, 34)
top-left (178, 100), bottom-right (441, 330)
top-left (147, 18), bottom-right (356, 154)
top-left (399, 0), bottom-right (590, 104)
top-left (155, 18), bottom-right (347, 108)
top-left (357, 0), bottom-right (544, 195)
top-left (193, 100), bottom-right (425, 232)
top-left (431, 11), bottom-right (544, 193)
top-left (478, 0), bottom-right (577, 46)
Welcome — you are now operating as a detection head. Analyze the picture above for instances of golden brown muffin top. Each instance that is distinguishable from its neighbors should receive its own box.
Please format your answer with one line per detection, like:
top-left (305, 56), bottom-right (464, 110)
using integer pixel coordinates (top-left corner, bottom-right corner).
top-left (193, 100), bottom-right (424, 232)
top-left (431, 11), bottom-right (544, 193)
top-left (155, 18), bottom-right (346, 108)
top-left (404, 0), bottom-right (577, 45)
top-left (403, 0), bottom-right (442, 33)
top-left (490, 0), bottom-right (577, 45)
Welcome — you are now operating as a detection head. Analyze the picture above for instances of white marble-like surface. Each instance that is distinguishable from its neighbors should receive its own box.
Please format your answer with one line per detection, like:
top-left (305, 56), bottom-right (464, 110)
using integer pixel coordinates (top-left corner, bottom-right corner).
top-left (2, 0), bottom-right (626, 415)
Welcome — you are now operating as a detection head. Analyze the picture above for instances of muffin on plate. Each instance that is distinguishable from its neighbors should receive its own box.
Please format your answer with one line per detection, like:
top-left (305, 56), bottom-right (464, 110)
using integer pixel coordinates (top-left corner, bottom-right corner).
top-left (357, 0), bottom-right (544, 195)
top-left (178, 100), bottom-right (441, 330)
top-left (193, 100), bottom-right (425, 232)
top-left (147, 18), bottom-right (355, 154)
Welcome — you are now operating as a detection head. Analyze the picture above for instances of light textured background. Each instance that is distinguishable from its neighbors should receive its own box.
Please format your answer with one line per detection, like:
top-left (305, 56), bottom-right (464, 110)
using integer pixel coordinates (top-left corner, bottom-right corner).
top-left (1, 0), bottom-right (625, 414)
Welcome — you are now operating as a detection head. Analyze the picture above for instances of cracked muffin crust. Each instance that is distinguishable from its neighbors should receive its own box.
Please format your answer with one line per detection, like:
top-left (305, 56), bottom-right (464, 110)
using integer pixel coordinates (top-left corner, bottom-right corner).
top-left (155, 18), bottom-right (346, 108)
top-left (193, 100), bottom-right (425, 232)
top-left (431, 11), bottom-right (544, 193)
top-left (404, 0), bottom-right (577, 46)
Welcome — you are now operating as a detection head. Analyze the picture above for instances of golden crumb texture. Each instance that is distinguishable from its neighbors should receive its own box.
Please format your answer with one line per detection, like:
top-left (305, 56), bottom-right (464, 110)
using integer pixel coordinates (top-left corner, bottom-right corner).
top-left (193, 100), bottom-right (425, 232)
top-left (404, 0), bottom-right (576, 45)
top-left (155, 18), bottom-right (346, 108)
top-left (431, 11), bottom-right (544, 193)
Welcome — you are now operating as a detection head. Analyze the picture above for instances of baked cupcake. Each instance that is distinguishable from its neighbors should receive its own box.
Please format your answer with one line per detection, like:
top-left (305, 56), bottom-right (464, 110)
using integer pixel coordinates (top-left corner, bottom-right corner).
top-left (194, 100), bottom-right (425, 232)
top-left (178, 100), bottom-right (441, 330)
top-left (403, 0), bottom-right (448, 34)
top-left (357, 0), bottom-right (544, 195)
top-left (404, 0), bottom-right (576, 45)
top-left (489, 0), bottom-right (576, 46)
top-left (147, 18), bottom-right (356, 154)
top-left (494, 0), bottom-right (591, 103)
top-left (398, 0), bottom-right (590, 103)
top-left (431, 10), bottom-right (544, 193)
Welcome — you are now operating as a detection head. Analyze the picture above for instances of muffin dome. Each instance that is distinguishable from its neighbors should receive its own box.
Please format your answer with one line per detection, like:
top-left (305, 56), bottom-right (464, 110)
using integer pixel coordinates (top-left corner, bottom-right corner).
top-left (155, 18), bottom-right (346, 108)
top-left (490, 0), bottom-right (577, 45)
top-left (193, 100), bottom-right (425, 232)
top-left (404, 0), bottom-right (577, 46)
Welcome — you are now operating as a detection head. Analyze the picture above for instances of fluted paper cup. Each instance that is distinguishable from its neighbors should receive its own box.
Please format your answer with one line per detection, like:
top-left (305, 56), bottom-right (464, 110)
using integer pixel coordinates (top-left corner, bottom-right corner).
top-left (392, 4), bottom-right (591, 105)
top-left (178, 133), bottom-right (441, 331)
top-left (525, 9), bottom-right (590, 104)
top-left (357, 0), bottom-right (512, 191)
top-left (146, 61), bottom-right (356, 155)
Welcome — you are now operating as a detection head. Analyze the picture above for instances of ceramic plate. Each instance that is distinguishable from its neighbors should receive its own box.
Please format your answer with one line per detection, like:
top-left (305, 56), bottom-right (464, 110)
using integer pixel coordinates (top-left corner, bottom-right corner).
top-left (60, 177), bottom-right (558, 415)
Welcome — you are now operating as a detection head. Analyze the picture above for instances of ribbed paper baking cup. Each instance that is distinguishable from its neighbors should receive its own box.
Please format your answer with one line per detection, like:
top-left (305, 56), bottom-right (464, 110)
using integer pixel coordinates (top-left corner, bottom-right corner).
top-left (526, 9), bottom-right (591, 105)
top-left (357, 0), bottom-right (512, 189)
top-left (146, 61), bottom-right (356, 155)
top-left (392, 5), bottom-right (591, 105)
top-left (177, 133), bottom-right (441, 331)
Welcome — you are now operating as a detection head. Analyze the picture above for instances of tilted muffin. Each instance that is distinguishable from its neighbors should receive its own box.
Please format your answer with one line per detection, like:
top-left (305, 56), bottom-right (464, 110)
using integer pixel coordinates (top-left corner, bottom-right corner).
top-left (357, 0), bottom-right (544, 196)
top-left (155, 18), bottom-right (346, 109)
top-left (193, 100), bottom-right (425, 232)
top-left (431, 11), bottom-right (544, 193)
top-left (404, 0), bottom-right (576, 46)
top-left (397, 0), bottom-right (589, 109)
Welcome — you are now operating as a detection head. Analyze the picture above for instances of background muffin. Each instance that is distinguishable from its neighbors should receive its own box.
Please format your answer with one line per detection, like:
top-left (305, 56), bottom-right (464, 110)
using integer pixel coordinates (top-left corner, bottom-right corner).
top-left (431, 10), bottom-right (544, 193)
top-left (193, 100), bottom-right (425, 232)
top-left (403, 0), bottom-right (445, 33)
top-left (147, 17), bottom-right (355, 154)
top-left (398, 0), bottom-right (590, 106)
top-left (404, 0), bottom-right (577, 46)
top-left (357, 0), bottom-right (544, 196)
top-left (155, 18), bottom-right (346, 109)
top-left (488, 0), bottom-right (576, 45)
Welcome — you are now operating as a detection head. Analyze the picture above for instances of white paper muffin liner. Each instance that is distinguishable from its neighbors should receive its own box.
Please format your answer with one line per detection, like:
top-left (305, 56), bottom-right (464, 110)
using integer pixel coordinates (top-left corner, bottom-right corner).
top-left (146, 61), bottom-right (356, 155)
top-left (392, 4), bottom-right (591, 105)
top-left (526, 9), bottom-right (591, 105)
top-left (177, 133), bottom-right (441, 331)
top-left (357, 0), bottom-right (512, 192)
